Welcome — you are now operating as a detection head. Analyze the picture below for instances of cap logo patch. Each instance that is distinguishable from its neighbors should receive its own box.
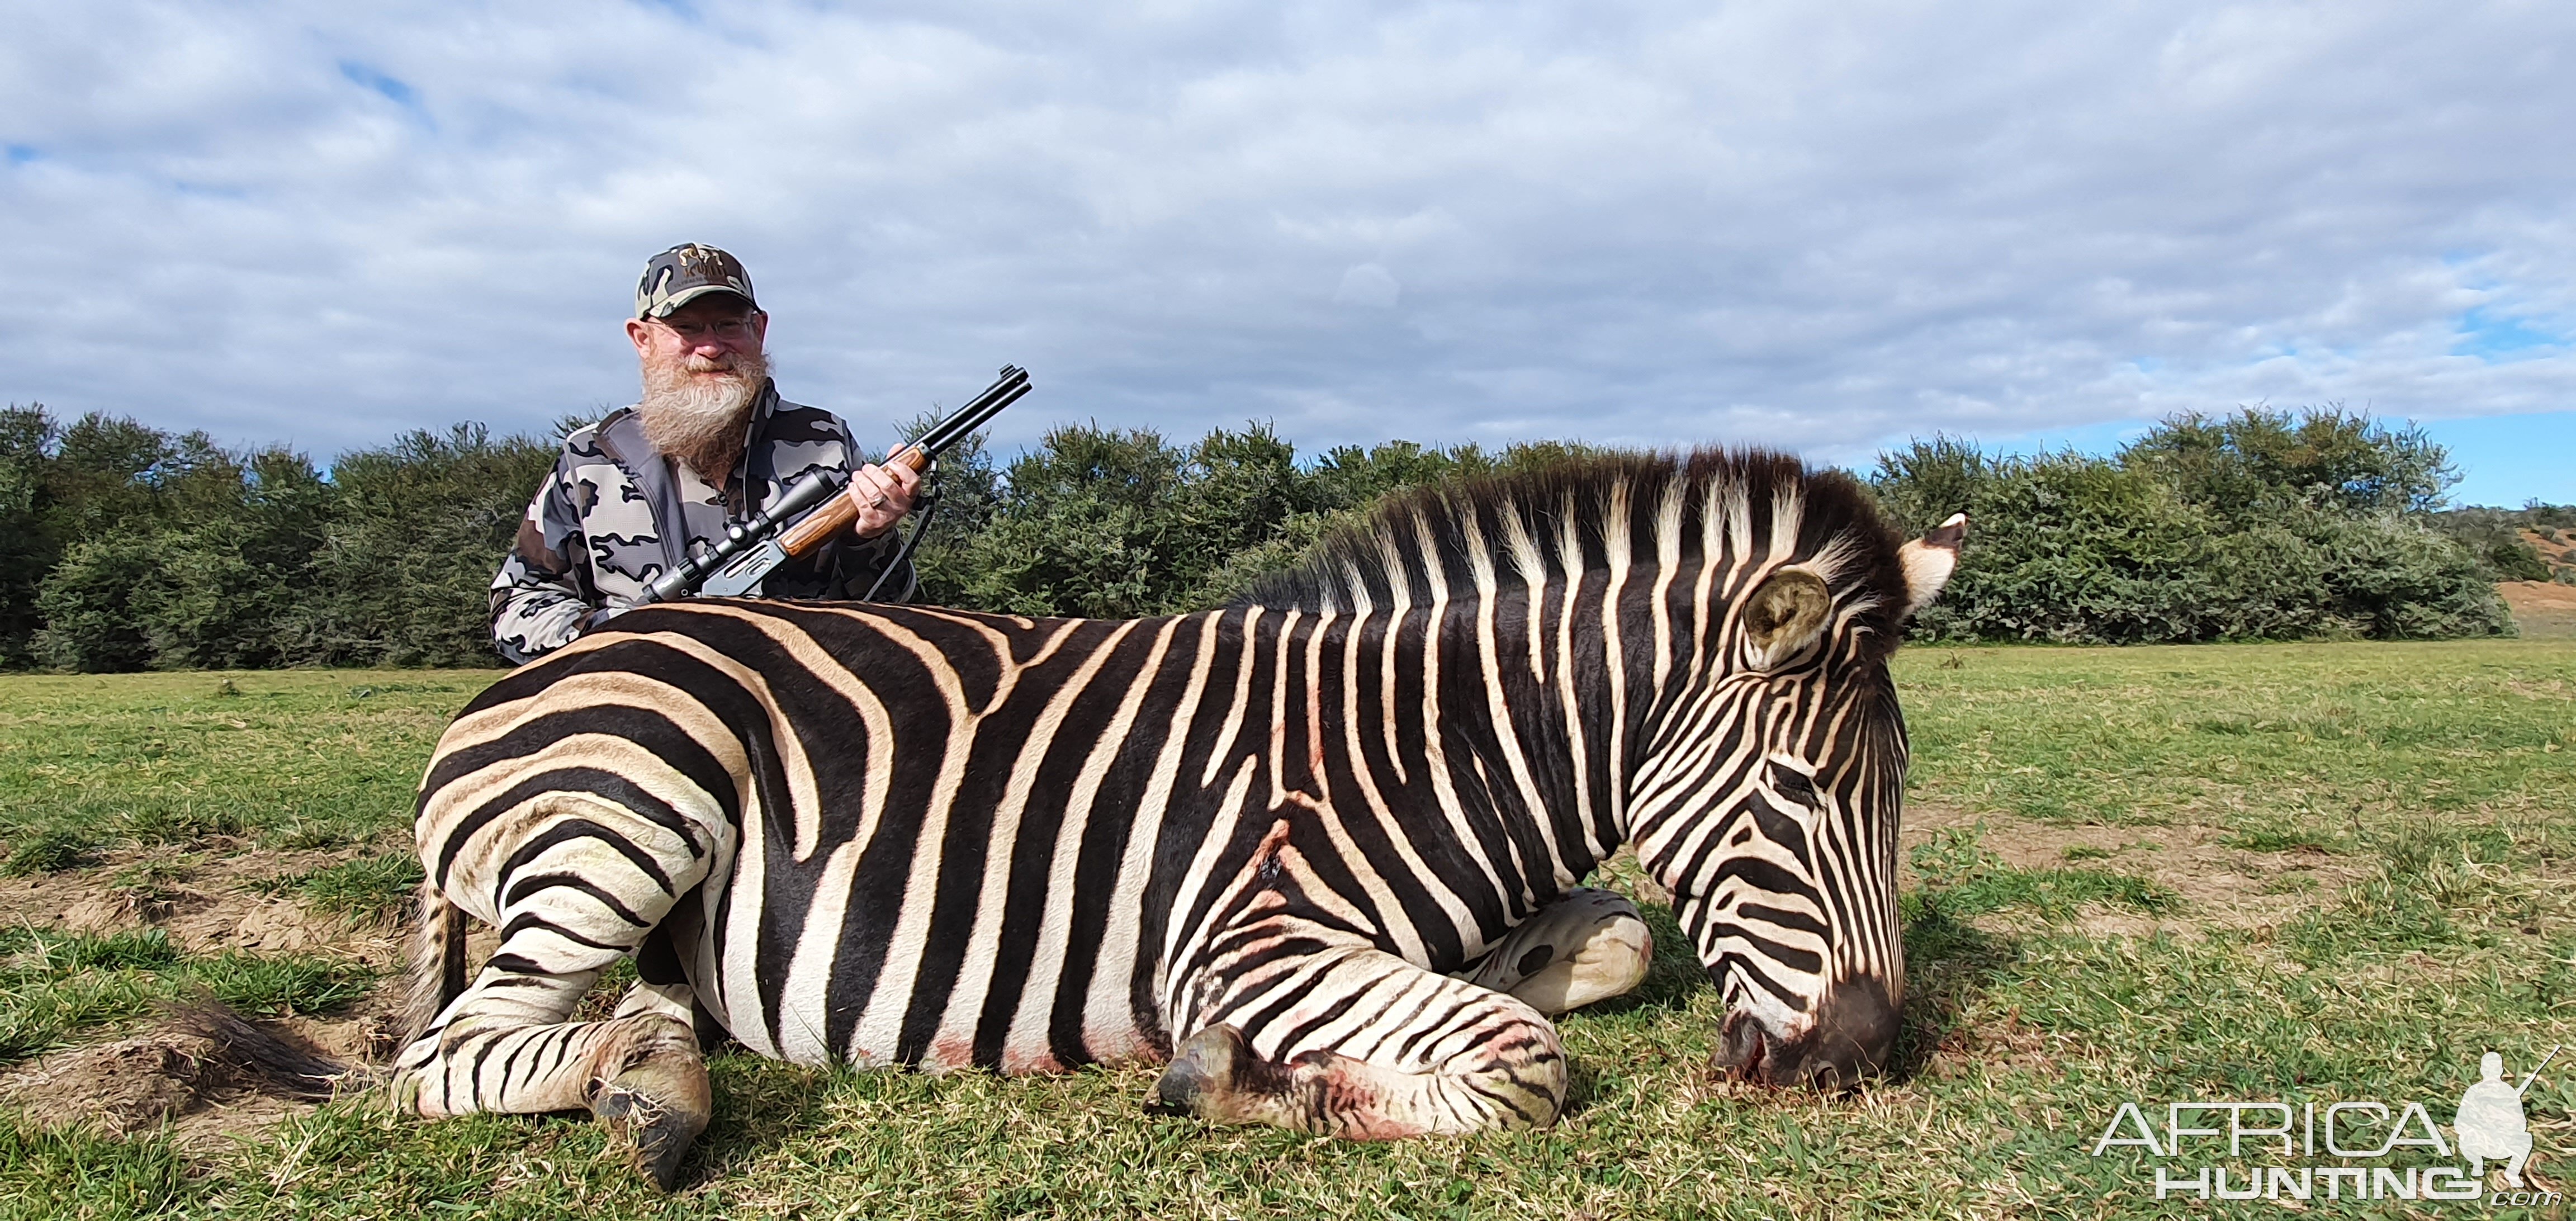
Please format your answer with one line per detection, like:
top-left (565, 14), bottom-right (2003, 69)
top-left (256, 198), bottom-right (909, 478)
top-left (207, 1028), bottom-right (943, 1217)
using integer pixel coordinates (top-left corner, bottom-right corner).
top-left (636, 243), bottom-right (756, 319)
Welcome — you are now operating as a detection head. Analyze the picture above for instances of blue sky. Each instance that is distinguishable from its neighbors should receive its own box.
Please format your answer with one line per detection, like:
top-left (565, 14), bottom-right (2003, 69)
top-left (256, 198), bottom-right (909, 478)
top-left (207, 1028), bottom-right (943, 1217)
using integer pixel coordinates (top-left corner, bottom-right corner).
top-left (1979, 411), bottom-right (2574, 509)
top-left (3, 2), bottom-right (2570, 504)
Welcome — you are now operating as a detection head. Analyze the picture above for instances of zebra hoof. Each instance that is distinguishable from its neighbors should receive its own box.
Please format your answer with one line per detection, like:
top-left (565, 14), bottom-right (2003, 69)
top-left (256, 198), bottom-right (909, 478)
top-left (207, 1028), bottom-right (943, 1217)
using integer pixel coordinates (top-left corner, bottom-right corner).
top-left (589, 1020), bottom-right (712, 1191)
top-left (593, 1076), bottom-right (709, 1190)
top-left (1149, 1024), bottom-right (1287, 1123)
top-left (1467, 888), bottom-right (1653, 1015)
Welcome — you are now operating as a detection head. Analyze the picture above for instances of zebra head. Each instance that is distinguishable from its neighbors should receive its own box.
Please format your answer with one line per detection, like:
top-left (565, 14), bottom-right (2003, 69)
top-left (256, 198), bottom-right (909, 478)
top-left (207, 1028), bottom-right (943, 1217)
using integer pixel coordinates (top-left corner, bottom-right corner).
top-left (1628, 484), bottom-right (1966, 1091)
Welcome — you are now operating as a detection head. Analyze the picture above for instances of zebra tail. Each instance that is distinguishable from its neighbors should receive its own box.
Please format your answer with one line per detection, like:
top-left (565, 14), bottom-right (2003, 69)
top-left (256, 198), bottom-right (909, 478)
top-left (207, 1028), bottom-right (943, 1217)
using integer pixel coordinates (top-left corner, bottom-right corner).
top-left (396, 877), bottom-right (468, 1053)
top-left (168, 999), bottom-right (367, 1098)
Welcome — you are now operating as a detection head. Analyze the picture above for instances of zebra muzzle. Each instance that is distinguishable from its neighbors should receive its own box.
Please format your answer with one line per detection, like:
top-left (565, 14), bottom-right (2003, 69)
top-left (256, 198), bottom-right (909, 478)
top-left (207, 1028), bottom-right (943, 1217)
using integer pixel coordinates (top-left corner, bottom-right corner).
top-left (1711, 977), bottom-right (1899, 1092)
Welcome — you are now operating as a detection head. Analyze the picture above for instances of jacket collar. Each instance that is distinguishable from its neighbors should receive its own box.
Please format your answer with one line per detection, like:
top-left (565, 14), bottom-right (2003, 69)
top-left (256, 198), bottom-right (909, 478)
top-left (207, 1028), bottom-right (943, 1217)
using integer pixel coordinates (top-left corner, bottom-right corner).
top-left (593, 378), bottom-right (783, 572)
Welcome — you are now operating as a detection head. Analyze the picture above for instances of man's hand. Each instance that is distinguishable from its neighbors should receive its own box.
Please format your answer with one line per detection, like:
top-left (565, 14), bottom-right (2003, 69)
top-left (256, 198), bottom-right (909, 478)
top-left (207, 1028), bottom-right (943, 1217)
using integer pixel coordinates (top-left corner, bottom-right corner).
top-left (848, 459), bottom-right (923, 538)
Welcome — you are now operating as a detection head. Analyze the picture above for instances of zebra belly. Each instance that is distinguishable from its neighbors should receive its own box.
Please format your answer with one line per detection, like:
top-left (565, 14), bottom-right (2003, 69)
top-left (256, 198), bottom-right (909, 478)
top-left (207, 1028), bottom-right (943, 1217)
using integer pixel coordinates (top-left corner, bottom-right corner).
top-left (682, 823), bottom-right (1167, 1075)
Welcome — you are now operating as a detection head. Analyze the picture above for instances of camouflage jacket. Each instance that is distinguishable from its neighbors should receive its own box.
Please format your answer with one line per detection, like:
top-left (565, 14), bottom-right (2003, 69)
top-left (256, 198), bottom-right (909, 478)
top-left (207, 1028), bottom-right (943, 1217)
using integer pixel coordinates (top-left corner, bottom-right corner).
top-left (488, 381), bottom-right (915, 664)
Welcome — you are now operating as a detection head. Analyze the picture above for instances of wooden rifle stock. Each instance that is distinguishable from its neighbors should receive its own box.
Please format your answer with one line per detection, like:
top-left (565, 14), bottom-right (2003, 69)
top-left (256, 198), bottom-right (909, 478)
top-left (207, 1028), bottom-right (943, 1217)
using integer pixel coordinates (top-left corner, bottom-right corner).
top-left (769, 365), bottom-right (1030, 564)
top-left (638, 366), bottom-right (1029, 603)
top-left (774, 444), bottom-right (932, 556)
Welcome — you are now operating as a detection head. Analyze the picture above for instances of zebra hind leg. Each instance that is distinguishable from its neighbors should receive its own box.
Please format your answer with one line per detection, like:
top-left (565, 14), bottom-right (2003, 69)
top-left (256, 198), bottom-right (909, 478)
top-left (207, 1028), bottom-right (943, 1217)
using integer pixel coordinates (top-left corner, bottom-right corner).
top-left (594, 929), bottom-right (718, 1185)
top-left (1459, 887), bottom-right (1652, 1015)
top-left (394, 914), bottom-right (713, 1188)
top-left (1152, 944), bottom-right (1568, 1139)
top-left (392, 924), bottom-right (713, 1188)
top-left (390, 801), bottom-right (717, 1190)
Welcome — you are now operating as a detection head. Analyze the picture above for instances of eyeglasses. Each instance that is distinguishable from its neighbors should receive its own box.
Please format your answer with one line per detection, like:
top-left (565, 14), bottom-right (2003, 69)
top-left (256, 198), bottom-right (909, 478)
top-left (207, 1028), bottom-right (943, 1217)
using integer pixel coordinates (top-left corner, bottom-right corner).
top-left (649, 313), bottom-right (759, 342)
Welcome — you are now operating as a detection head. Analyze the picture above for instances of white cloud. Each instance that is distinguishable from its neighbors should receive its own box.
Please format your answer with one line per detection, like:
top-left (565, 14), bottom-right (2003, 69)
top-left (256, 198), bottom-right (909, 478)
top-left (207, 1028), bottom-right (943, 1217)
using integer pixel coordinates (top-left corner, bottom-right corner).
top-left (0, 0), bottom-right (2569, 470)
top-left (1333, 264), bottom-right (1401, 309)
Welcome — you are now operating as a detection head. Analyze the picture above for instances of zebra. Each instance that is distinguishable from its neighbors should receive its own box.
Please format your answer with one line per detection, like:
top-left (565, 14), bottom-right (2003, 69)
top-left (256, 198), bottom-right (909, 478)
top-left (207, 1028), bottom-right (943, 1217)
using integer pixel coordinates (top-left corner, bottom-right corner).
top-left (389, 449), bottom-right (1963, 1186)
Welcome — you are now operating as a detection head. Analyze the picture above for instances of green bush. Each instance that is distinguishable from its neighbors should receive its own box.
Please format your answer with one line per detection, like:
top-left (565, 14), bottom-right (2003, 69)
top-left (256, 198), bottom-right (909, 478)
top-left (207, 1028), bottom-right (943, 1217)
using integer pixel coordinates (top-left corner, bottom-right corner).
top-left (280, 424), bottom-right (558, 666)
top-left (1891, 449), bottom-right (2224, 643)
top-left (29, 533), bottom-right (162, 671)
top-left (1875, 408), bottom-right (2512, 643)
top-left (2427, 503), bottom-right (2569, 583)
top-left (938, 423), bottom-right (1197, 619)
top-left (0, 410), bottom-right (54, 669)
top-left (6, 408), bottom-right (553, 672)
top-left (2308, 510), bottom-right (2516, 638)
top-left (0, 399), bottom-right (2526, 663)
top-left (28, 446), bottom-right (333, 671)
top-left (2120, 405), bottom-right (2455, 520)
top-left (918, 425), bottom-right (1591, 618)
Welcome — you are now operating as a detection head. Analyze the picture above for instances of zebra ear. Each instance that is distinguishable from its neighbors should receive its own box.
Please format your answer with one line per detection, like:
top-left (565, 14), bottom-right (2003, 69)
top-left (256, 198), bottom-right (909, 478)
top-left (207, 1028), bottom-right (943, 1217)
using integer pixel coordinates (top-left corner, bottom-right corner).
top-left (1896, 513), bottom-right (1967, 616)
top-left (1742, 567), bottom-right (1832, 666)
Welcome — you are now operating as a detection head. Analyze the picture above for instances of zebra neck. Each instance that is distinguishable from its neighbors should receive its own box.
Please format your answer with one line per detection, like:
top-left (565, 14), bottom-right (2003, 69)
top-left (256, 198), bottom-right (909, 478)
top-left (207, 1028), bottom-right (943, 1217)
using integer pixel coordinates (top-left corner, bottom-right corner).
top-left (1403, 541), bottom-right (1745, 890)
top-left (1412, 585), bottom-right (1632, 894)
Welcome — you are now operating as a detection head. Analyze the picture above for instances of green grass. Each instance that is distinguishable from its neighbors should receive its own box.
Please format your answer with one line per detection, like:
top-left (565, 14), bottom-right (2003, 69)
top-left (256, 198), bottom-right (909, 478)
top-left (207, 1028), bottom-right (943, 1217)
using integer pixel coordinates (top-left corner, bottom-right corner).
top-left (1907, 826), bottom-right (2181, 921)
top-left (0, 1123), bottom-right (195, 1220)
top-left (0, 928), bottom-right (375, 1065)
top-left (1, 643), bottom-right (2572, 1219)
top-left (0, 671), bottom-right (487, 853)
top-left (1, 829), bottom-right (100, 877)
top-left (2217, 826), bottom-right (2332, 853)
top-left (251, 853), bottom-right (424, 923)
top-left (1899, 640), bottom-right (2576, 834)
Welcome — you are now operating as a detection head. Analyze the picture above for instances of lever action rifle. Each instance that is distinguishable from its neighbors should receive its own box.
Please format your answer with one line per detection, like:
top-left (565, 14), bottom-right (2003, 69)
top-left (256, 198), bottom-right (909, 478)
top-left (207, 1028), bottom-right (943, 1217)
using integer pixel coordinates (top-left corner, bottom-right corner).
top-left (636, 365), bottom-right (1031, 604)
top-left (2517, 1045), bottom-right (2560, 1096)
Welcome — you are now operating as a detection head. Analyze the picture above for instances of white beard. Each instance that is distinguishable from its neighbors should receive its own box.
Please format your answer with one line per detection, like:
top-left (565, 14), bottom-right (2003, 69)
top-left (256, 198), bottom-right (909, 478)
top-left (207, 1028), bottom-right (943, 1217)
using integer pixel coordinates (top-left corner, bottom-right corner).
top-left (638, 348), bottom-right (770, 483)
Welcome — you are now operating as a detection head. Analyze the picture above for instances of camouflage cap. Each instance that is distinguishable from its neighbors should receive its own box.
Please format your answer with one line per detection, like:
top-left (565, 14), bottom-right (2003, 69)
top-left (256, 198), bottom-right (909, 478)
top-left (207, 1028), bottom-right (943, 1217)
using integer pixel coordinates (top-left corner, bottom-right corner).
top-left (635, 243), bottom-right (757, 319)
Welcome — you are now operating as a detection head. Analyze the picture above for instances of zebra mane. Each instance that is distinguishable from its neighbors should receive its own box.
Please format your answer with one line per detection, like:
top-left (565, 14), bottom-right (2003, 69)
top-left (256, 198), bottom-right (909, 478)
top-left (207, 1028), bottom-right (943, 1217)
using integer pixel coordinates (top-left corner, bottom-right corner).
top-left (1232, 448), bottom-right (1912, 654)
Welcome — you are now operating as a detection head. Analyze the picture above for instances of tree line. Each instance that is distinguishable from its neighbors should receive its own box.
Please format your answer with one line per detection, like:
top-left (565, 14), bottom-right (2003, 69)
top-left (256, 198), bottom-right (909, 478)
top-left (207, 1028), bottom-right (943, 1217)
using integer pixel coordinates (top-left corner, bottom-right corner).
top-left (0, 401), bottom-right (2549, 671)
top-left (1870, 409), bottom-right (2553, 643)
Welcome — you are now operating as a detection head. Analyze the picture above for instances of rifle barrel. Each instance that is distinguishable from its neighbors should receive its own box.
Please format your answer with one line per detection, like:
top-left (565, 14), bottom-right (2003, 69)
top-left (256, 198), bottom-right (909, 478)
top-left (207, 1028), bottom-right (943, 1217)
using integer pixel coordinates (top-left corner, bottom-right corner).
top-left (2517, 1044), bottom-right (2561, 1095)
top-left (929, 367), bottom-right (1025, 441)
top-left (918, 367), bottom-right (1027, 456)
top-left (934, 381), bottom-right (1029, 453)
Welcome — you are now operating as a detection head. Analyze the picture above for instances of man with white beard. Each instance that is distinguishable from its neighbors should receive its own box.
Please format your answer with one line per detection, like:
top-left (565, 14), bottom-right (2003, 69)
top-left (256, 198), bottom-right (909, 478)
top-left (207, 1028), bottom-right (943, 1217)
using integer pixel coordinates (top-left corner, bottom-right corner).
top-left (489, 243), bottom-right (923, 664)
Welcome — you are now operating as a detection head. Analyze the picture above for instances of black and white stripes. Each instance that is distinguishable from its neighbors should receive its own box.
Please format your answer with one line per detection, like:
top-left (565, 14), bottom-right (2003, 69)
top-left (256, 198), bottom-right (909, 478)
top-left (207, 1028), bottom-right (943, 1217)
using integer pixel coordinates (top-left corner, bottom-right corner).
top-left (392, 449), bottom-right (1958, 1177)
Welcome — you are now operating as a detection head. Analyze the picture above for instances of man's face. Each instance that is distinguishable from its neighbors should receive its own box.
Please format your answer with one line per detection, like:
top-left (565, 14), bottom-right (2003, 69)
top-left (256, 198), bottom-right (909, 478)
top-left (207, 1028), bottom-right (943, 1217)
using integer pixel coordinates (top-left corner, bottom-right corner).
top-left (626, 295), bottom-right (768, 378)
top-left (627, 294), bottom-right (772, 477)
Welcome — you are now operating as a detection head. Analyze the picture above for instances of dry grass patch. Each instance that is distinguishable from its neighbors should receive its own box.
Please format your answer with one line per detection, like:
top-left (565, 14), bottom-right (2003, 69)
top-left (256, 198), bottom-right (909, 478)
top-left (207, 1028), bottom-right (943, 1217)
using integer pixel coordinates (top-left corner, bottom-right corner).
top-left (0, 1007), bottom-right (349, 1152)
top-left (1, 846), bottom-right (404, 969)
top-left (1901, 804), bottom-right (2370, 938)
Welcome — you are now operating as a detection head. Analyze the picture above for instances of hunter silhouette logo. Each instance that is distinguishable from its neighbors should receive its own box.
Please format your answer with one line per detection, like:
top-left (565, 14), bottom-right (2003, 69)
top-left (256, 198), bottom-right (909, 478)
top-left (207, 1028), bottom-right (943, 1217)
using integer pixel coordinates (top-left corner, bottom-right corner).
top-left (2455, 1047), bottom-right (2554, 1190)
top-left (2089, 1043), bottom-right (2562, 1204)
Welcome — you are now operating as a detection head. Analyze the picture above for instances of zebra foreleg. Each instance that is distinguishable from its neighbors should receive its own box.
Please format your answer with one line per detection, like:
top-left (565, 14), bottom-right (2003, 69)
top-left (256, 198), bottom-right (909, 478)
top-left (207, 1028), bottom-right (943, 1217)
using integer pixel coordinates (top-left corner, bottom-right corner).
top-left (1458, 887), bottom-right (1653, 1015)
top-left (1152, 945), bottom-right (1568, 1138)
top-left (390, 796), bottom-right (719, 1190)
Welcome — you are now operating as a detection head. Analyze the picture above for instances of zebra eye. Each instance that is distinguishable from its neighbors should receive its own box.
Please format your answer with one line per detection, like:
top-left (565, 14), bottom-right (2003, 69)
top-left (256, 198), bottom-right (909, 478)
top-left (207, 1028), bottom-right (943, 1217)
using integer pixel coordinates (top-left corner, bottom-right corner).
top-left (1768, 761), bottom-right (1820, 807)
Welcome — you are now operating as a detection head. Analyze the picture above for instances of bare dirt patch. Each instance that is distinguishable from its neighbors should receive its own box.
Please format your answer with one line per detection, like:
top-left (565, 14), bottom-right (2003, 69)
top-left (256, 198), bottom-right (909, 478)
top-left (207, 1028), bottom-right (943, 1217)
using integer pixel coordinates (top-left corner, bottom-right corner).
top-left (1901, 804), bottom-right (2361, 938)
top-left (2499, 579), bottom-right (2576, 639)
top-left (0, 842), bottom-right (424, 1144)
top-left (276, 980), bottom-right (408, 1065)
top-left (2499, 580), bottom-right (2576, 614)
top-left (0, 844), bottom-right (404, 969)
top-left (0, 1007), bottom-right (358, 1152)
